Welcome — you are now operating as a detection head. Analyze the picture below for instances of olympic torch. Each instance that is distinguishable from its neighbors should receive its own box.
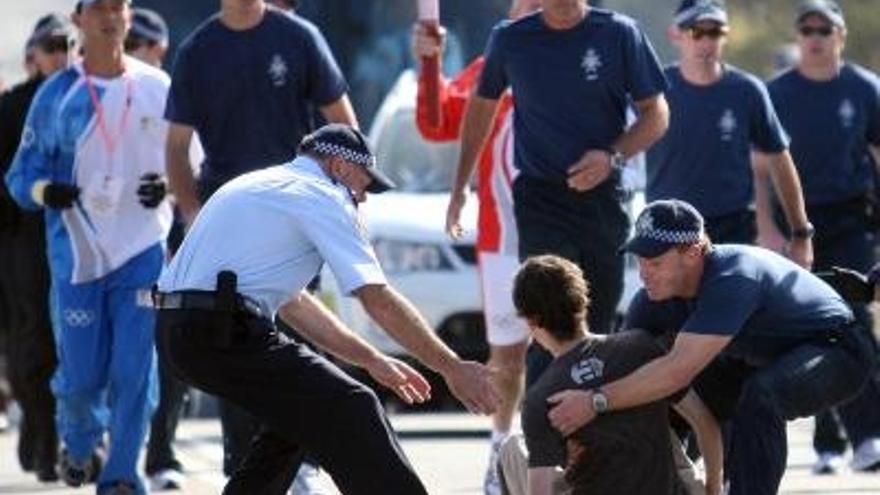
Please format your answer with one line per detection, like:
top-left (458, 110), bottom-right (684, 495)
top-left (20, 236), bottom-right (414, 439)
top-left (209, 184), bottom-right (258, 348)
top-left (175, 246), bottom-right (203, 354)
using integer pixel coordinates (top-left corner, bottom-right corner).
top-left (418, 0), bottom-right (442, 128)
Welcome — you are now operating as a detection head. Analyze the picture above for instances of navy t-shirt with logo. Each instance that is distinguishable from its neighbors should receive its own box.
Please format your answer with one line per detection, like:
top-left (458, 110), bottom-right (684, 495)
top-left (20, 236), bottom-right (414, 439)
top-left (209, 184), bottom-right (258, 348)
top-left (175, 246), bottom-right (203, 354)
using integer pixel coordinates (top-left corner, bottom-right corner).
top-left (646, 65), bottom-right (789, 217)
top-left (625, 244), bottom-right (853, 366)
top-left (477, 9), bottom-right (668, 182)
top-left (165, 8), bottom-right (347, 186)
top-left (768, 64), bottom-right (880, 206)
top-left (522, 330), bottom-right (686, 495)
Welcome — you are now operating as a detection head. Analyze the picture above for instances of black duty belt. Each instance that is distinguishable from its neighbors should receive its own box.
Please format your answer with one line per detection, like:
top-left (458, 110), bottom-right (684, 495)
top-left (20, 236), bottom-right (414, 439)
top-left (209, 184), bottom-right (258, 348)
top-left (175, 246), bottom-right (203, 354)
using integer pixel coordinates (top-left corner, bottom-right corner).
top-left (153, 290), bottom-right (264, 319)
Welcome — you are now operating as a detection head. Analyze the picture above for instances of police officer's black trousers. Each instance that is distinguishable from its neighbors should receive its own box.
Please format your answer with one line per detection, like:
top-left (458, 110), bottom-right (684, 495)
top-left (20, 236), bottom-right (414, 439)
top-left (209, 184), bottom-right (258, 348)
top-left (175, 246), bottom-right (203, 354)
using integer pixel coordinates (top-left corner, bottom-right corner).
top-left (0, 214), bottom-right (57, 475)
top-left (156, 308), bottom-right (428, 495)
top-left (513, 176), bottom-right (630, 385)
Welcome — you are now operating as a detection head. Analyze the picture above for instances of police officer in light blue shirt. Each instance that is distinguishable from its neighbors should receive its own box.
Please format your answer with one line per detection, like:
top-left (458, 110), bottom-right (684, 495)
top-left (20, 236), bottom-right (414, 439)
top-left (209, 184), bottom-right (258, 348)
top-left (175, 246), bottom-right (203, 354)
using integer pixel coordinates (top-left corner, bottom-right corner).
top-left (767, 0), bottom-right (880, 474)
top-left (155, 124), bottom-right (498, 495)
top-left (648, 0), bottom-right (812, 268)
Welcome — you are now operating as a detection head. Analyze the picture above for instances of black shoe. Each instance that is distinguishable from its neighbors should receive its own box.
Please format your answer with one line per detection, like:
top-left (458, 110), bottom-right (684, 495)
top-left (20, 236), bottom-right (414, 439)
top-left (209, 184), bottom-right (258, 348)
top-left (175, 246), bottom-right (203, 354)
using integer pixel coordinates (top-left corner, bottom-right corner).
top-left (59, 449), bottom-right (92, 488)
top-left (36, 462), bottom-right (59, 483)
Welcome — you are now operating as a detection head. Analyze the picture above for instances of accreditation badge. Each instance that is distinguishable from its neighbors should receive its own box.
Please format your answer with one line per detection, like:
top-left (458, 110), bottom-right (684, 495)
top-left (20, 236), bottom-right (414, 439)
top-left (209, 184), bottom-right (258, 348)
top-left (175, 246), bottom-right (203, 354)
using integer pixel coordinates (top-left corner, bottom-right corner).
top-left (84, 175), bottom-right (124, 218)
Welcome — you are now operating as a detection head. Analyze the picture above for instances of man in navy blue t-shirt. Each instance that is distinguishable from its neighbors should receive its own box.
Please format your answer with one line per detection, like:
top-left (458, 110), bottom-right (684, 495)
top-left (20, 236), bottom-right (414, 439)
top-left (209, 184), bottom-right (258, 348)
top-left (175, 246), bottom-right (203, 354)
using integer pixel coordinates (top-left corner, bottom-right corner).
top-left (163, 0), bottom-right (358, 484)
top-left (165, 0), bottom-right (356, 227)
top-left (544, 199), bottom-right (875, 495)
top-left (648, 0), bottom-right (812, 267)
top-left (447, 0), bottom-right (669, 347)
top-left (767, 0), bottom-right (880, 474)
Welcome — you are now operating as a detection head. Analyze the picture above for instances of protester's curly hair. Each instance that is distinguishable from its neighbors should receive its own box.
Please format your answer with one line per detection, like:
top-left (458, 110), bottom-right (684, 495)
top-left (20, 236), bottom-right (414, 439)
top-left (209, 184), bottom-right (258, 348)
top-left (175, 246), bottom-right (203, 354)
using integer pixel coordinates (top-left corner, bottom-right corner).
top-left (513, 255), bottom-right (590, 340)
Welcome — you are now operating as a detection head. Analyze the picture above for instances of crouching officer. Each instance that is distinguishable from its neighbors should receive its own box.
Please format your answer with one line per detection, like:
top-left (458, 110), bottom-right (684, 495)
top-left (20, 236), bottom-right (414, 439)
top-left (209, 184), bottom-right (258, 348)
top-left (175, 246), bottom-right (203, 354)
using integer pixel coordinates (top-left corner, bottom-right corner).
top-left (154, 123), bottom-right (498, 495)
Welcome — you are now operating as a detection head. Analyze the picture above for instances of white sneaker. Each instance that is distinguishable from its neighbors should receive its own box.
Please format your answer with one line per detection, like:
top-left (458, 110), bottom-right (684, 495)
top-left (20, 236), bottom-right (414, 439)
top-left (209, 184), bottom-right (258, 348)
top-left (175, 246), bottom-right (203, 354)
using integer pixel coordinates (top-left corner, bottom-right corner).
top-left (852, 438), bottom-right (880, 472)
top-left (812, 452), bottom-right (847, 475)
top-left (149, 468), bottom-right (185, 491)
top-left (483, 440), bottom-right (503, 495)
top-left (289, 463), bottom-right (331, 495)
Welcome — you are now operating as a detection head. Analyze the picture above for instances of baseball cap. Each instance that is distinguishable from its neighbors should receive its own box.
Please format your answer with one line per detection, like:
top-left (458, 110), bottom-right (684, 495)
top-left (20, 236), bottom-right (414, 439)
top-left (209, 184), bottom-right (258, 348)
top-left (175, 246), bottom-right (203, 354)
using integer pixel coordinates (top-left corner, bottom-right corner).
top-left (622, 199), bottom-right (705, 258)
top-left (298, 124), bottom-right (396, 194)
top-left (130, 8), bottom-right (169, 45)
top-left (30, 13), bottom-right (76, 45)
top-left (675, 0), bottom-right (728, 29)
top-left (796, 0), bottom-right (845, 28)
top-left (77, 0), bottom-right (131, 9)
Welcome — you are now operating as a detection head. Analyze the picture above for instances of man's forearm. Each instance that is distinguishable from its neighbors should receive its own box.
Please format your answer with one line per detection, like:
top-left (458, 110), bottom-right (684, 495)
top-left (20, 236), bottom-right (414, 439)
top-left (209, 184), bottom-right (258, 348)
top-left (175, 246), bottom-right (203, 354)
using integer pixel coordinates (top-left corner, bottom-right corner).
top-left (452, 95), bottom-right (499, 194)
top-left (612, 95), bottom-right (669, 158)
top-left (674, 390), bottom-right (723, 493)
top-left (765, 150), bottom-right (810, 230)
top-left (358, 284), bottom-right (458, 374)
top-left (277, 291), bottom-right (382, 367)
top-left (752, 152), bottom-right (778, 235)
top-left (166, 141), bottom-right (200, 224)
top-left (320, 95), bottom-right (359, 129)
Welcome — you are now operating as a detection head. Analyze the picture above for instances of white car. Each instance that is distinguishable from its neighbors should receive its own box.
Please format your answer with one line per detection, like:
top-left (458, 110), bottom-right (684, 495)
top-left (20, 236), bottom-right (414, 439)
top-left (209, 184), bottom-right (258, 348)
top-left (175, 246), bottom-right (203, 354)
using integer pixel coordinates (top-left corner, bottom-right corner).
top-left (320, 70), bottom-right (645, 361)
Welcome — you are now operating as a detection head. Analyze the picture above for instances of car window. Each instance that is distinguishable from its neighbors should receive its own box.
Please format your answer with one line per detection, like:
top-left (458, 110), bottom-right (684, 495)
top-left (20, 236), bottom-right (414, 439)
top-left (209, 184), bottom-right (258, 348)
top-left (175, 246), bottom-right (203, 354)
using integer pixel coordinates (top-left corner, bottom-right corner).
top-left (373, 108), bottom-right (461, 193)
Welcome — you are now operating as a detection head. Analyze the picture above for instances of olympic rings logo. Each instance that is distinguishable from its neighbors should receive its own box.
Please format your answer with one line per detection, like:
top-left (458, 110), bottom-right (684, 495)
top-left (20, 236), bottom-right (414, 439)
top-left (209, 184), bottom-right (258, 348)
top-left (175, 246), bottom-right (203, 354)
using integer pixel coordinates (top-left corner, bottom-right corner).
top-left (63, 308), bottom-right (95, 328)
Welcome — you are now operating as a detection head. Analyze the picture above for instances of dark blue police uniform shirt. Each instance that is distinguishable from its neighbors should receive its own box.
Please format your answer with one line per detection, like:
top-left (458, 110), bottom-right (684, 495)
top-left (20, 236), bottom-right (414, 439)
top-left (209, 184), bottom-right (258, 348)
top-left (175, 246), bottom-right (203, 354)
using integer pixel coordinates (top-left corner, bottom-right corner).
top-left (768, 64), bottom-right (880, 206)
top-left (477, 9), bottom-right (667, 182)
top-left (625, 245), bottom-right (853, 366)
top-left (646, 65), bottom-right (789, 218)
top-left (165, 8), bottom-right (347, 184)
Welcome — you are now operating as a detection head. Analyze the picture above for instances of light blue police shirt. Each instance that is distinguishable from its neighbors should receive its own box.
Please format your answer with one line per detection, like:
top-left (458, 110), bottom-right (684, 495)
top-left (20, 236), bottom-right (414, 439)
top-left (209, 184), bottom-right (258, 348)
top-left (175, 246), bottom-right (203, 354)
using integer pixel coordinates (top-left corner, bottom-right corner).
top-left (157, 156), bottom-right (386, 316)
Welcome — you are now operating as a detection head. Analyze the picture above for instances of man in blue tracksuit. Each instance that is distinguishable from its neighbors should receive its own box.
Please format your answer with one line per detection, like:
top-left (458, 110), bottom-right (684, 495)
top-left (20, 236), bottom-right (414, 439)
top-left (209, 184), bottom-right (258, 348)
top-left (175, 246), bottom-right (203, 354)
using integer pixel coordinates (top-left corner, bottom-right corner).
top-left (5, 1), bottom-right (173, 493)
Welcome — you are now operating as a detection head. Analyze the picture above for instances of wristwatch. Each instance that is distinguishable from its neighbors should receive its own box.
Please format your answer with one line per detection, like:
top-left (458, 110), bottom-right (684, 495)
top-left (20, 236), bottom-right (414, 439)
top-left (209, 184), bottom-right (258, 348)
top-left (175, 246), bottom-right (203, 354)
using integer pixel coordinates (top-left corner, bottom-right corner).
top-left (791, 222), bottom-right (815, 240)
top-left (590, 388), bottom-right (610, 414)
top-left (608, 150), bottom-right (626, 171)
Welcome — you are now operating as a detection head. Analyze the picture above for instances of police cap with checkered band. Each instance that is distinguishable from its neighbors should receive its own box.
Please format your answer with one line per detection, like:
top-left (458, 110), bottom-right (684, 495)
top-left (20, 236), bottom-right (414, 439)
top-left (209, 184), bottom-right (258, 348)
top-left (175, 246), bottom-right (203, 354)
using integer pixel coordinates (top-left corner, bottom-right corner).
top-left (298, 123), bottom-right (396, 194)
top-left (622, 199), bottom-right (706, 258)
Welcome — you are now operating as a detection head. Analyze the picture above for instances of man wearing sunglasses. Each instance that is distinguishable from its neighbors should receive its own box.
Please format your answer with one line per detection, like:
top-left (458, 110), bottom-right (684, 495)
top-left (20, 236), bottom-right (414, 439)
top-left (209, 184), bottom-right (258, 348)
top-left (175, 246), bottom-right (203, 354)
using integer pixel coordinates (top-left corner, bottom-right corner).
top-left (767, 0), bottom-right (880, 476)
top-left (0, 12), bottom-right (76, 484)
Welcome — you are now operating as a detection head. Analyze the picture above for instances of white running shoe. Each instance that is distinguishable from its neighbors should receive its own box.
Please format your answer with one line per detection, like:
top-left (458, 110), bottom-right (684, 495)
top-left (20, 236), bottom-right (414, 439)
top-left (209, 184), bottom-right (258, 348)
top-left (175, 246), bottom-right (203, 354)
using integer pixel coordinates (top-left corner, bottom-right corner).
top-left (149, 468), bottom-right (185, 491)
top-left (289, 462), bottom-right (331, 495)
top-left (812, 452), bottom-right (847, 475)
top-left (852, 438), bottom-right (880, 472)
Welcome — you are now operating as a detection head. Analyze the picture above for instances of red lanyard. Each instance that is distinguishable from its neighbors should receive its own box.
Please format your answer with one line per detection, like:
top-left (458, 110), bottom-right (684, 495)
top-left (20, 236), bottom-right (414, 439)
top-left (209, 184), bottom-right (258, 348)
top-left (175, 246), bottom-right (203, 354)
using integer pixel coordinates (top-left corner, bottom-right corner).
top-left (84, 73), bottom-right (133, 157)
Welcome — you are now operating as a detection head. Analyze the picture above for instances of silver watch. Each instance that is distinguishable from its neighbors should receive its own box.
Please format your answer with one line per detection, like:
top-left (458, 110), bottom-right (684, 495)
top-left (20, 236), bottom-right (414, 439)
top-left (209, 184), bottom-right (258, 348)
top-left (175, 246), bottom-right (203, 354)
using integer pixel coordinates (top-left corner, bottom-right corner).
top-left (609, 150), bottom-right (626, 171)
top-left (591, 389), bottom-right (610, 414)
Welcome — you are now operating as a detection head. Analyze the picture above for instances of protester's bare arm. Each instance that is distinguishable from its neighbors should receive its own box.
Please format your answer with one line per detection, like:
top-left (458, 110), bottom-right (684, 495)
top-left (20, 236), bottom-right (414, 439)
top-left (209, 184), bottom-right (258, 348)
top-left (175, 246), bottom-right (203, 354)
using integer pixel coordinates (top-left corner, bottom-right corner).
top-left (166, 122), bottom-right (200, 226)
top-left (320, 95), bottom-right (359, 129)
top-left (547, 332), bottom-right (730, 436)
top-left (567, 94), bottom-right (669, 192)
top-left (277, 290), bottom-right (431, 404)
top-left (356, 283), bottom-right (499, 414)
top-left (674, 390), bottom-right (723, 495)
top-left (447, 95), bottom-right (500, 238)
top-left (756, 149), bottom-right (813, 268)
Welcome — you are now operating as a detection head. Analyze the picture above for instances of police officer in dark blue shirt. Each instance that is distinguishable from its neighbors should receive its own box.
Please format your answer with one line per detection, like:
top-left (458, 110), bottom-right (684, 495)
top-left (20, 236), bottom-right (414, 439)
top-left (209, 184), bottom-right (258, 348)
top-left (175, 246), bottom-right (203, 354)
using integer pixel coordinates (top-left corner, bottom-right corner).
top-left (648, 0), bottom-right (813, 267)
top-left (545, 199), bottom-right (875, 495)
top-left (767, 0), bottom-right (880, 474)
top-left (447, 0), bottom-right (669, 347)
top-left (163, 0), bottom-right (358, 482)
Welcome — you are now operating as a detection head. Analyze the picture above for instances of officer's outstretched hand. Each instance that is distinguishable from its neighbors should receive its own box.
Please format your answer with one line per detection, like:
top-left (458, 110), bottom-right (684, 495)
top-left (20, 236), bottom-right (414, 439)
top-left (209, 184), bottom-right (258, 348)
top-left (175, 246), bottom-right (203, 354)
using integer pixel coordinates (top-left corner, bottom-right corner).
top-left (367, 355), bottom-right (432, 405)
top-left (137, 172), bottom-right (167, 208)
top-left (547, 389), bottom-right (595, 436)
top-left (443, 360), bottom-right (498, 415)
top-left (42, 183), bottom-right (80, 209)
top-left (818, 266), bottom-right (874, 303)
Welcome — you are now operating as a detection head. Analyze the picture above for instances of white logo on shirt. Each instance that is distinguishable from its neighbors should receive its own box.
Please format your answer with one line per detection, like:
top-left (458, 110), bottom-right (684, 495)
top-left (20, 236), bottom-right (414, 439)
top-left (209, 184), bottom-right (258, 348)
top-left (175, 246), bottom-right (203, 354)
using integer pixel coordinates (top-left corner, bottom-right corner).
top-left (719, 109), bottom-right (737, 141)
top-left (268, 54), bottom-right (288, 87)
top-left (581, 48), bottom-right (602, 82)
top-left (571, 357), bottom-right (605, 385)
top-left (839, 99), bottom-right (855, 128)
top-left (20, 126), bottom-right (35, 149)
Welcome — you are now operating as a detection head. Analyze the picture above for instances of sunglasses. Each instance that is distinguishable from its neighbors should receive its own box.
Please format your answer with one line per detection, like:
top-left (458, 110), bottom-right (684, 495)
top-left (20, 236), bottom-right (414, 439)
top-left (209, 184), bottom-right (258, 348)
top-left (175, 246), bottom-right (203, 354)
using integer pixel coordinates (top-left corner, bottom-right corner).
top-left (798, 25), bottom-right (834, 37)
top-left (688, 26), bottom-right (728, 40)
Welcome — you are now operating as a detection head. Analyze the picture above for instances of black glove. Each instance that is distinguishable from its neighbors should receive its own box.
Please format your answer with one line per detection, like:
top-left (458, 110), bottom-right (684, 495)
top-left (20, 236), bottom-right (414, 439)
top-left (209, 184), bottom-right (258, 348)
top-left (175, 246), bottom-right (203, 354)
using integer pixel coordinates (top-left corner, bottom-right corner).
top-left (43, 183), bottom-right (80, 209)
top-left (137, 172), bottom-right (167, 208)
top-left (817, 266), bottom-right (874, 303)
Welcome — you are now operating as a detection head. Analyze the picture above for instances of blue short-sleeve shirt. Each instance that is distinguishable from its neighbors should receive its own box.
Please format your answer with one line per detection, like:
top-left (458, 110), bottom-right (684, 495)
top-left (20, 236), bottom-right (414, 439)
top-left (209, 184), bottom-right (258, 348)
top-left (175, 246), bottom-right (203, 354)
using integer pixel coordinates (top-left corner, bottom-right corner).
top-left (165, 8), bottom-right (348, 184)
top-left (625, 245), bottom-right (852, 365)
top-left (646, 65), bottom-right (789, 217)
top-left (157, 156), bottom-right (386, 317)
top-left (768, 64), bottom-right (880, 206)
top-left (477, 9), bottom-right (667, 182)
